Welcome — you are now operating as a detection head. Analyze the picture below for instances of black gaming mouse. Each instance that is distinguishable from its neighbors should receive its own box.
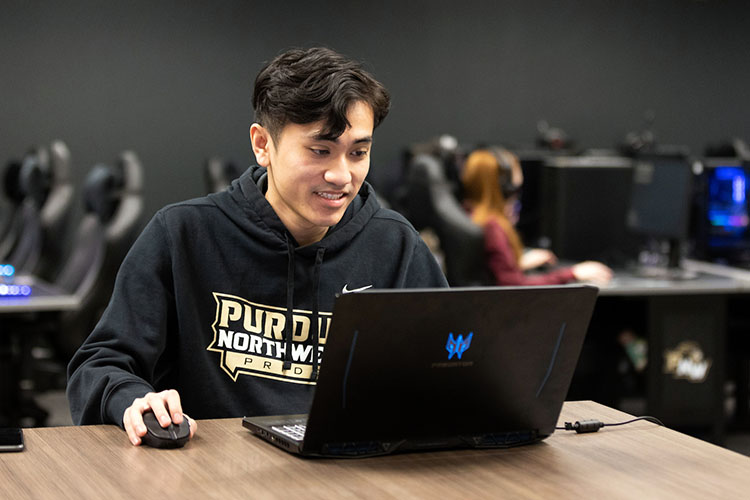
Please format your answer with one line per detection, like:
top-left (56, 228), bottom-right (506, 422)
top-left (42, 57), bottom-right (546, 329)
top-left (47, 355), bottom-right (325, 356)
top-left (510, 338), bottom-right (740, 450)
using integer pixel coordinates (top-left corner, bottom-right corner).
top-left (140, 411), bottom-right (190, 449)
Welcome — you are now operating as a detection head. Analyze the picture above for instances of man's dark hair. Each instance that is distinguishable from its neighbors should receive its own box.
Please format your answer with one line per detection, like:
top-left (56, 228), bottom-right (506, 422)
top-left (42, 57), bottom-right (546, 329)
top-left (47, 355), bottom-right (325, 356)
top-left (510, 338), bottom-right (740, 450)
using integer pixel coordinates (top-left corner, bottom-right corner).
top-left (253, 47), bottom-right (390, 142)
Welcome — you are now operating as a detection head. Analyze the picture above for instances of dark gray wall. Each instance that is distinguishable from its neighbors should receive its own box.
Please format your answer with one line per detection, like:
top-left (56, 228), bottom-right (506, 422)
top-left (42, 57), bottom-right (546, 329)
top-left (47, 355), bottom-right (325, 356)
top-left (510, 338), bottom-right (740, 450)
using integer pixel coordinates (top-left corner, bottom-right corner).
top-left (2, 0), bottom-right (749, 219)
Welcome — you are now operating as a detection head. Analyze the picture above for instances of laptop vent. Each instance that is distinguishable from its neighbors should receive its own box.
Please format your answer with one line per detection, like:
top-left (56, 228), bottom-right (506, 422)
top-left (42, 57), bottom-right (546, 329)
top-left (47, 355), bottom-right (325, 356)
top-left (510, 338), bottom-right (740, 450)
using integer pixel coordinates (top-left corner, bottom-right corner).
top-left (470, 430), bottom-right (539, 448)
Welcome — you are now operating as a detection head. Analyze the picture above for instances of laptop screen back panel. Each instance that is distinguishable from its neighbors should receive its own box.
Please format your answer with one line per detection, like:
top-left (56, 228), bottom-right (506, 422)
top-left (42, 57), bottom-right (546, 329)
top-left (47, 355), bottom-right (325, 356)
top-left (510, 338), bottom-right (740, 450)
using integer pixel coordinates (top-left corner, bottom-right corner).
top-left (302, 286), bottom-right (598, 453)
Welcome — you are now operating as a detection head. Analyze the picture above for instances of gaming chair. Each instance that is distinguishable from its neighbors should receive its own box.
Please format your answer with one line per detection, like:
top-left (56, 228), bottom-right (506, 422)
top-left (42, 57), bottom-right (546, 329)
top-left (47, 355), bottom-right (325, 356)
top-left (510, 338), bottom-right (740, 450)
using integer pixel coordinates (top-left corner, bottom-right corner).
top-left (403, 154), bottom-right (488, 286)
top-left (204, 157), bottom-right (242, 193)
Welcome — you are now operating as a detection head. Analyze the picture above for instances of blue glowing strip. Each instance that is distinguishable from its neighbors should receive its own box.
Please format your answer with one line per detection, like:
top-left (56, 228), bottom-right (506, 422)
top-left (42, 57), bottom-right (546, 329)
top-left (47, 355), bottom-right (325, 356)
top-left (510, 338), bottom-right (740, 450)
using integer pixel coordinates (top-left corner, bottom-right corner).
top-left (342, 330), bottom-right (359, 409)
top-left (733, 176), bottom-right (746, 204)
top-left (0, 264), bottom-right (15, 277)
top-left (710, 214), bottom-right (731, 227)
top-left (0, 284), bottom-right (32, 297)
top-left (536, 323), bottom-right (566, 398)
top-left (730, 215), bottom-right (750, 228)
top-left (709, 213), bottom-right (749, 228)
top-left (714, 166), bottom-right (745, 180)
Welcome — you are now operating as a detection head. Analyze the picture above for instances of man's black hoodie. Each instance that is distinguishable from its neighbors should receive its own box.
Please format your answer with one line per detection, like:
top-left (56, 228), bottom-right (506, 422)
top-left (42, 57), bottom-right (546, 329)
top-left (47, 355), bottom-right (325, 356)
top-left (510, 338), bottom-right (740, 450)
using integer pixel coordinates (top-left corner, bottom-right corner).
top-left (67, 166), bottom-right (448, 426)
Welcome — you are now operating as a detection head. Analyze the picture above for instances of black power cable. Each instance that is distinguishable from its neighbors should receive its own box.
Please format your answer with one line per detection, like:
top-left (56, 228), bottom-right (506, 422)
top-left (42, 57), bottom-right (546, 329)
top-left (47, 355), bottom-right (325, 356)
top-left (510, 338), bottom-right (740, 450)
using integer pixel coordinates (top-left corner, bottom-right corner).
top-left (556, 416), bottom-right (665, 434)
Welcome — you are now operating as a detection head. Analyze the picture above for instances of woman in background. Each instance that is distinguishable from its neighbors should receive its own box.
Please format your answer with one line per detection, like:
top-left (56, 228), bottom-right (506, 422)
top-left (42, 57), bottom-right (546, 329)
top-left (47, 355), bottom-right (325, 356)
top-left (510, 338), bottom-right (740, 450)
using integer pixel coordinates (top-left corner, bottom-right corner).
top-left (461, 148), bottom-right (612, 286)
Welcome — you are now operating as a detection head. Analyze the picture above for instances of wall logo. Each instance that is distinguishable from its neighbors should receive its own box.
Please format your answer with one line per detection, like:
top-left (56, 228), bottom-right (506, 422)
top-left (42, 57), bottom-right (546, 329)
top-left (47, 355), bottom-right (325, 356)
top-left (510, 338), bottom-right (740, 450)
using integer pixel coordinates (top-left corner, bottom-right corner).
top-left (446, 332), bottom-right (473, 360)
top-left (663, 341), bottom-right (712, 383)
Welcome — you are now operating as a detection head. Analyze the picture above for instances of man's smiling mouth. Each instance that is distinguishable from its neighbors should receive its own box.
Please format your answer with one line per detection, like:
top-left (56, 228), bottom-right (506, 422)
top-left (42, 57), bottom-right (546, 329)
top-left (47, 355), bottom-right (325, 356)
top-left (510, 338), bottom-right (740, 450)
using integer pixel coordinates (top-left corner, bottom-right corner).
top-left (315, 192), bottom-right (345, 200)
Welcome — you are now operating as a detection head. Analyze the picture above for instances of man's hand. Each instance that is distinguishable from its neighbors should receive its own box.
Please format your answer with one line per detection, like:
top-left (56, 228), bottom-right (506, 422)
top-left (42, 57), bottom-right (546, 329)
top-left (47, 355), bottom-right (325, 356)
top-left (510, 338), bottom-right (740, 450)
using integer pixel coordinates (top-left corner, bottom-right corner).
top-left (123, 389), bottom-right (197, 446)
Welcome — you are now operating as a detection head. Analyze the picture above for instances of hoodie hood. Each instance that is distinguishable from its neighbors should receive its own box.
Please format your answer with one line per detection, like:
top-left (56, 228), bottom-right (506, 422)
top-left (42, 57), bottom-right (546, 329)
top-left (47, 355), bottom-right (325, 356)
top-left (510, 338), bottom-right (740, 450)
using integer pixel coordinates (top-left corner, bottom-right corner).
top-left (209, 165), bottom-right (379, 257)
top-left (207, 165), bottom-right (381, 378)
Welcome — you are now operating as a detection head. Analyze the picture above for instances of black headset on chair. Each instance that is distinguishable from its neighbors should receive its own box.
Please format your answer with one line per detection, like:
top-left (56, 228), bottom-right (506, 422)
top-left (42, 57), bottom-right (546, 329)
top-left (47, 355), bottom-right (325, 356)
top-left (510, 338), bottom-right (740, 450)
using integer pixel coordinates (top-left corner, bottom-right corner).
top-left (3, 160), bottom-right (25, 205)
top-left (19, 148), bottom-right (53, 208)
top-left (83, 163), bottom-right (125, 223)
top-left (204, 157), bottom-right (242, 193)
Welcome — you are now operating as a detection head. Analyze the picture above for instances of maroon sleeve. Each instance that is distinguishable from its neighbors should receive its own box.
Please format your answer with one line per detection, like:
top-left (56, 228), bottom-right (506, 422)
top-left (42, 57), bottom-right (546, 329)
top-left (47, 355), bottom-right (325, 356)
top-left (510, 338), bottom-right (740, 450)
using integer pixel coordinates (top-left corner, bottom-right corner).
top-left (483, 219), bottom-right (575, 286)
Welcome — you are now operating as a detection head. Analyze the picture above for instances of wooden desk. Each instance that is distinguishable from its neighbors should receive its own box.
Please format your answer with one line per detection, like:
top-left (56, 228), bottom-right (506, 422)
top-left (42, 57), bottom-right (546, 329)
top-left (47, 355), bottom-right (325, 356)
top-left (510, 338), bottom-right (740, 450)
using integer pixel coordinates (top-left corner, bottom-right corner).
top-left (1, 401), bottom-right (748, 499)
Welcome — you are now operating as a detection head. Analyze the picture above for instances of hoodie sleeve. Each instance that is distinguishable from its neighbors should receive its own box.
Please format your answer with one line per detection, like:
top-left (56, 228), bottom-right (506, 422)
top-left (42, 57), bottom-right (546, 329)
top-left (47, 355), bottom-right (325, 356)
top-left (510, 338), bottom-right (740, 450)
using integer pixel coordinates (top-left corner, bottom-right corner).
top-left (484, 218), bottom-right (575, 286)
top-left (66, 212), bottom-right (175, 427)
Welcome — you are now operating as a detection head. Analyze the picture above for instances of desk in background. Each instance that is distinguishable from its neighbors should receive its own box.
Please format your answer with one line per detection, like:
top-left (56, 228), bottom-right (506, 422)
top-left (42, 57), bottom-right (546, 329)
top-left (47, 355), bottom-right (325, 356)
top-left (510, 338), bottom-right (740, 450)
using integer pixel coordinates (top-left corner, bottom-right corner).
top-left (590, 259), bottom-right (750, 441)
top-left (0, 275), bottom-right (79, 426)
top-left (1, 401), bottom-right (748, 499)
top-left (0, 274), bottom-right (79, 313)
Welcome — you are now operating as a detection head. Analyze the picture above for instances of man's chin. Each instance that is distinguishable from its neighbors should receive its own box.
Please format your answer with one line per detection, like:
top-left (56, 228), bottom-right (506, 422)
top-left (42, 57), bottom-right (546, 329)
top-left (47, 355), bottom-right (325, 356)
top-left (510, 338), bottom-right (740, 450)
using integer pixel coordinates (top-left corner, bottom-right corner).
top-left (314, 202), bottom-right (351, 224)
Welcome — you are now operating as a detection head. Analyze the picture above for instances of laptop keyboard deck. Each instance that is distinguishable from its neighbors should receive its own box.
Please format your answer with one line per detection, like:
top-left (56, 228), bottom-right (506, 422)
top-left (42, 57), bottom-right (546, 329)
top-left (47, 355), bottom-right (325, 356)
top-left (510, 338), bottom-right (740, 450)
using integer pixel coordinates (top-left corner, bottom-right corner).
top-left (271, 423), bottom-right (307, 442)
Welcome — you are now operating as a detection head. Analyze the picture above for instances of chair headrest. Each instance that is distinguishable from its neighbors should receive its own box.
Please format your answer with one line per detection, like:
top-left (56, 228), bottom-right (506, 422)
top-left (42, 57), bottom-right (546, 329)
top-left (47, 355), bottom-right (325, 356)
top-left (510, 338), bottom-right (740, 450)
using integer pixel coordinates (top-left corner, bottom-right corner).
top-left (118, 150), bottom-right (143, 194)
top-left (84, 164), bottom-right (125, 223)
top-left (49, 140), bottom-right (72, 182)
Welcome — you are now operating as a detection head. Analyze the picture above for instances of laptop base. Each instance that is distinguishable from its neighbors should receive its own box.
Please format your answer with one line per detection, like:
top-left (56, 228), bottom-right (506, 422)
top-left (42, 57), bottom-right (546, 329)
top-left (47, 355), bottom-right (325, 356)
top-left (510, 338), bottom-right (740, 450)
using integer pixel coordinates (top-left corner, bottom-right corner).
top-left (242, 415), bottom-right (543, 458)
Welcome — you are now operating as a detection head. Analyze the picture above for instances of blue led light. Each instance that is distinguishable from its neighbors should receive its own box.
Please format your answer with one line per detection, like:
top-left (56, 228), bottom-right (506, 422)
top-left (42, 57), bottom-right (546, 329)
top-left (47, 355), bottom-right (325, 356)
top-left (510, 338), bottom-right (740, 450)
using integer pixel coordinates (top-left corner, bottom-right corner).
top-left (714, 166), bottom-right (745, 180)
top-left (0, 284), bottom-right (32, 297)
top-left (710, 214), bottom-right (731, 227)
top-left (733, 175), bottom-right (746, 204)
top-left (1, 264), bottom-right (15, 277)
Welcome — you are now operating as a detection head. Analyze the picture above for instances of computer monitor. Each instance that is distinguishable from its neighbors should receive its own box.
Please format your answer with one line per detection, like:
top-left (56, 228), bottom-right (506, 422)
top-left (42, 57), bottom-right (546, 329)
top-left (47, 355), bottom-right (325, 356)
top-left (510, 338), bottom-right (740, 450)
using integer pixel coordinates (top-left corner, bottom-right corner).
top-left (538, 154), bottom-right (638, 267)
top-left (707, 165), bottom-right (749, 237)
top-left (626, 153), bottom-right (695, 278)
top-left (693, 158), bottom-right (750, 265)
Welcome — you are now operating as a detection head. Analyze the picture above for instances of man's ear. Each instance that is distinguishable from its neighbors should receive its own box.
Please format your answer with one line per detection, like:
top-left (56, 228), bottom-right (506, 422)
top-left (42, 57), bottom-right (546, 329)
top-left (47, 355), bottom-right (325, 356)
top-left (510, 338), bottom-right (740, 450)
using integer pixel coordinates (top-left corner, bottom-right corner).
top-left (250, 123), bottom-right (272, 167)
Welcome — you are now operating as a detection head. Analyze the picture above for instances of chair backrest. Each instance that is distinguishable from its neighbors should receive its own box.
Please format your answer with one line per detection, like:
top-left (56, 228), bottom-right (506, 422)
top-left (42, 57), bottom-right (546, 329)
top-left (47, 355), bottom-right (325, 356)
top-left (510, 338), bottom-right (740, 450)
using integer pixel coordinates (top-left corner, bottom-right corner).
top-left (6, 141), bottom-right (76, 280)
top-left (54, 152), bottom-right (145, 360)
top-left (5, 200), bottom-right (43, 273)
top-left (54, 214), bottom-right (105, 297)
top-left (104, 150), bottom-right (145, 262)
top-left (404, 154), bottom-right (489, 286)
top-left (0, 160), bottom-right (24, 260)
top-left (66, 150), bottom-right (145, 296)
top-left (36, 141), bottom-right (75, 280)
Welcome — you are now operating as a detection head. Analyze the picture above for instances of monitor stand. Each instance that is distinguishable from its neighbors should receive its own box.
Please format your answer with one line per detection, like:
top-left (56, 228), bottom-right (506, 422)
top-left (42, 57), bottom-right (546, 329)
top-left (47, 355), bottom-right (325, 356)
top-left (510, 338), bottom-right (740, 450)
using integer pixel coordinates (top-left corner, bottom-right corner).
top-left (634, 238), bottom-right (698, 280)
top-left (634, 265), bottom-right (698, 281)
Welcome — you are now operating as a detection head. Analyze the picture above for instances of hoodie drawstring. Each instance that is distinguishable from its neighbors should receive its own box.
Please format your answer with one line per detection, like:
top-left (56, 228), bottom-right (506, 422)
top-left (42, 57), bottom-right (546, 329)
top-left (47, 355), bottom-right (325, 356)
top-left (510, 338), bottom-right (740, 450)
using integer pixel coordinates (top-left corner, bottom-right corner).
top-left (310, 247), bottom-right (326, 380)
top-left (283, 236), bottom-right (295, 370)
top-left (281, 236), bottom-right (326, 382)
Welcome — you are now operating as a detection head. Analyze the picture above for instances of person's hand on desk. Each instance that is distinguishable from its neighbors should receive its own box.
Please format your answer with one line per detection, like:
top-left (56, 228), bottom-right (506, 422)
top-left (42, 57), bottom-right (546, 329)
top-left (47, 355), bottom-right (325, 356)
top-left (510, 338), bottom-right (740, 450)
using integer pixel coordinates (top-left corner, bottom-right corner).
top-left (572, 261), bottom-right (613, 285)
top-left (123, 389), bottom-right (197, 446)
top-left (520, 248), bottom-right (558, 271)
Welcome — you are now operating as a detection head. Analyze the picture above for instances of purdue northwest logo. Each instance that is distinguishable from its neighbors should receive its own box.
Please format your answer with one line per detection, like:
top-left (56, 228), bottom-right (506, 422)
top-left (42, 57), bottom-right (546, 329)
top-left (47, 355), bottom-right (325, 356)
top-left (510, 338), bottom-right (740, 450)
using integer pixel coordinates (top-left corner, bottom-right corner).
top-left (206, 292), bottom-right (331, 385)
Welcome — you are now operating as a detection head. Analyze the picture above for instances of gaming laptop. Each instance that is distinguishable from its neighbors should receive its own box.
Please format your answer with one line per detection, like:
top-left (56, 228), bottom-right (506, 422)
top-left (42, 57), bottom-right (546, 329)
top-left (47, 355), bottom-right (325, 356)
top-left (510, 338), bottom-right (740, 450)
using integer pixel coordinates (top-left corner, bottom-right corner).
top-left (242, 285), bottom-right (598, 458)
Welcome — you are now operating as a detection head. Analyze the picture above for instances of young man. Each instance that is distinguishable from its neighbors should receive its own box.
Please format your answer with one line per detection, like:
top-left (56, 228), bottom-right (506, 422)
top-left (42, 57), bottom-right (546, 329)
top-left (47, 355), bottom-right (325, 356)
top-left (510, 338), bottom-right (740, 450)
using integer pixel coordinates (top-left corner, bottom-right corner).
top-left (66, 47), bottom-right (448, 445)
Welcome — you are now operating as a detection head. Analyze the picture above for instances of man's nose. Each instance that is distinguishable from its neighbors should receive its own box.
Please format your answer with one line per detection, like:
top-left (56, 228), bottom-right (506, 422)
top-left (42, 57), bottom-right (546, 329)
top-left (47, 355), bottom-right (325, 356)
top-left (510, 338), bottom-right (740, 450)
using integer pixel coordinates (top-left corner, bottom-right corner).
top-left (324, 155), bottom-right (353, 186)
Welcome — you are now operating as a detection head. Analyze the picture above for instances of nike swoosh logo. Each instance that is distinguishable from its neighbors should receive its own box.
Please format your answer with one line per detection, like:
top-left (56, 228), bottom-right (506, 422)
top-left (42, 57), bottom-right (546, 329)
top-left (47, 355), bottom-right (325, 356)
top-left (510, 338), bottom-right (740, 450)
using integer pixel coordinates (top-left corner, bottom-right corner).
top-left (341, 284), bottom-right (373, 294)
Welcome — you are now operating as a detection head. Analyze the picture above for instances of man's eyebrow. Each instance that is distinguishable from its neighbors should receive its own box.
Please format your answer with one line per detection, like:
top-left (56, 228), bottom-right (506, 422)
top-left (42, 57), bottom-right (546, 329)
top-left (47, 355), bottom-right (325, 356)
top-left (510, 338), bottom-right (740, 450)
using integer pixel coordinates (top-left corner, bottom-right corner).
top-left (310, 132), bottom-right (373, 144)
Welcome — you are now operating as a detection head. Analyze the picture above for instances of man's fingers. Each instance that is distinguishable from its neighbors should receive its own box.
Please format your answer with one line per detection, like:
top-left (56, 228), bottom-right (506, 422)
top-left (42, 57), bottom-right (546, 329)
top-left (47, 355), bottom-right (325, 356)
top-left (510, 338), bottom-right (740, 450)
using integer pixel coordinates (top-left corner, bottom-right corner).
top-left (164, 389), bottom-right (184, 424)
top-left (145, 392), bottom-right (172, 428)
top-left (184, 414), bottom-right (198, 439)
top-left (124, 403), bottom-right (145, 446)
top-left (123, 390), bottom-right (194, 446)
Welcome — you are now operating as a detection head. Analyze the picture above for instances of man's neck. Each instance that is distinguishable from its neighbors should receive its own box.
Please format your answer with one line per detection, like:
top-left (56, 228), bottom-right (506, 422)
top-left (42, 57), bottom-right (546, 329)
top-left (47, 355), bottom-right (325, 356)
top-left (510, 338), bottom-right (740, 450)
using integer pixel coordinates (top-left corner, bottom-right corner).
top-left (291, 226), bottom-right (328, 247)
